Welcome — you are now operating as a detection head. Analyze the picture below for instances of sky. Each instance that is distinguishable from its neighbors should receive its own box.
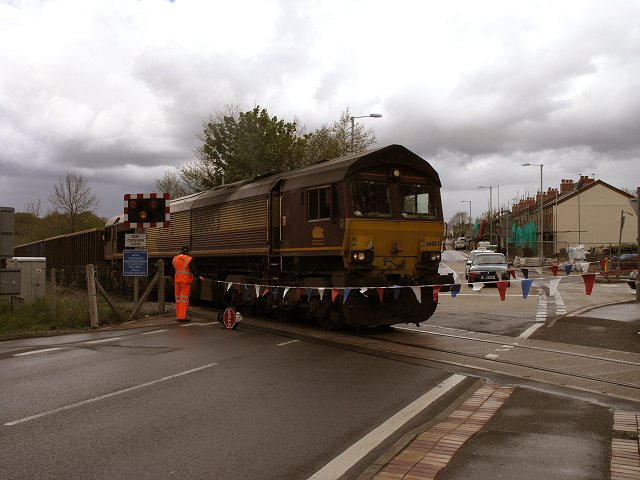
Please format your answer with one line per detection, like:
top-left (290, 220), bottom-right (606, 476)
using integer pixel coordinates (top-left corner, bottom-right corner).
top-left (1, 0), bottom-right (639, 224)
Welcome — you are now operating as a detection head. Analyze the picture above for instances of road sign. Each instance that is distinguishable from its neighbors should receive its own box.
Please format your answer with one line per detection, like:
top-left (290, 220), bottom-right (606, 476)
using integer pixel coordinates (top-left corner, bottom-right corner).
top-left (125, 233), bottom-right (147, 248)
top-left (222, 307), bottom-right (241, 329)
top-left (123, 249), bottom-right (148, 277)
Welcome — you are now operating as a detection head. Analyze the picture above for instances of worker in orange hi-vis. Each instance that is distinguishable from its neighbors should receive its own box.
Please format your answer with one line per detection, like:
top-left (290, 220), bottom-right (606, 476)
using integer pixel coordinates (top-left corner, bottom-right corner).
top-left (171, 245), bottom-right (203, 323)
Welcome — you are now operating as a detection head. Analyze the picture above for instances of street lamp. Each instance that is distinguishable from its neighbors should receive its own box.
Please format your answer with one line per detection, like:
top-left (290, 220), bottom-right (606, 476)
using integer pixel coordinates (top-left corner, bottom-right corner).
top-left (522, 163), bottom-right (544, 264)
top-left (477, 186), bottom-right (493, 244)
top-left (461, 200), bottom-right (472, 239)
top-left (350, 113), bottom-right (382, 149)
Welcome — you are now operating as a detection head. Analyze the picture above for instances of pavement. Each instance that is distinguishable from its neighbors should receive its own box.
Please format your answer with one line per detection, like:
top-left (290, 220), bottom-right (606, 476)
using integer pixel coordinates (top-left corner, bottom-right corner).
top-left (358, 300), bottom-right (640, 480)
top-left (363, 383), bottom-right (639, 480)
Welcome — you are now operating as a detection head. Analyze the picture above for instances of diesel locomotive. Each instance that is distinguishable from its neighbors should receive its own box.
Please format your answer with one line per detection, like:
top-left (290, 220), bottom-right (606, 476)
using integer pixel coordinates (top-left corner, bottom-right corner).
top-left (16, 144), bottom-right (451, 328)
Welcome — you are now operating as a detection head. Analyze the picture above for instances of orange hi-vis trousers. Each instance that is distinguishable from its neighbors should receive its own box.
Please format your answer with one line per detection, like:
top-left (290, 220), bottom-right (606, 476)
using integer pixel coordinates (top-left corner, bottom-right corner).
top-left (174, 282), bottom-right (192, 320)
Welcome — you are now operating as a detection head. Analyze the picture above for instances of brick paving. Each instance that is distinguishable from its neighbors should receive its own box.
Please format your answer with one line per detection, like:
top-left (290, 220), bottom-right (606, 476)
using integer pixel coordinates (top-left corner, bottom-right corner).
top-left (611, 411), bottom-right (640, 480)
top-left (372, 384), bottom-right (514, 480)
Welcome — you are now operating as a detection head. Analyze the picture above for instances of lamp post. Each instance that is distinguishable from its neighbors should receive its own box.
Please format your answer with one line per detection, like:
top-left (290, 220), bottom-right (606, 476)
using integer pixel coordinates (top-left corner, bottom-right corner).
top-left (576, 176), bottom-right (582, 245)
top-left (522, 163), bottom-right (543, 265)
top-left (461, 200), bottom-right (472, 239)
top-left (636, 187), bottom-right (640, 301)
top-left (350, 113), bottom-right (382, 149)
top-left (619, 210), bottom-right (634, 261)
top-left (477, 186), bottom-right (493, 244)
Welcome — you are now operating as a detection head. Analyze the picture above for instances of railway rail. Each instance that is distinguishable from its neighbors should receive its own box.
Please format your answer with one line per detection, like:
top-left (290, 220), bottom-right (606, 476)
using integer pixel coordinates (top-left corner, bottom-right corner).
top-left (234, 313), bottom-right (640, 404)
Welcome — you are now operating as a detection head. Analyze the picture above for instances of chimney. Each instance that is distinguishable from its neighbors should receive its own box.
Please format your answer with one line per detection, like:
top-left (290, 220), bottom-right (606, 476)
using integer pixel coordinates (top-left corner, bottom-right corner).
top-left (579, 175), bottom-right (595, 185)
top-left (560, 179), bottom-right (574, 194)
top-left (544, 187), bottom-right (558, 202)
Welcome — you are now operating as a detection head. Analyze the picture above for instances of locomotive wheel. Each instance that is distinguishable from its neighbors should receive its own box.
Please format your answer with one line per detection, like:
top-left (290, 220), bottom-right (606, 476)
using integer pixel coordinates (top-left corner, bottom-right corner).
top-left (342, 287), bottom-right (437, 328)
top-left (317, 302), bottom-right (344, 330)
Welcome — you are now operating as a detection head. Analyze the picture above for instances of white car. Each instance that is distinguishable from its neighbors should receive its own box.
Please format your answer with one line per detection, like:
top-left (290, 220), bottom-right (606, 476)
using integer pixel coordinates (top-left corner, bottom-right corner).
top-left (454, 237), bottom-right (467, 250)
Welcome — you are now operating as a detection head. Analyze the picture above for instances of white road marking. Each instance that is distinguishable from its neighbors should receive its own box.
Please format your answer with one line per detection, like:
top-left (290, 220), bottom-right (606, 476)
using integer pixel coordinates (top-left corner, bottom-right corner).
top-left (85, 336), bottom-right (124, 344)
top-left (179, 322), bottom-right (199, 327)
top-left (141, 329), bottom-right (168, 335)
top-left (518, 323), bottom-right (544, 339)
top-left (555, 292), bottom-right (567, 315)
top-left (485, 353), bottom-right (500, 359)
top-left (13, 347), bottom-right (63, 357)
top-left (306, 374), bottom-right (467, 480)
top-left (277, 339), bottom-right (299, 347)
top-left (5, 363), bottom-right (219, 426)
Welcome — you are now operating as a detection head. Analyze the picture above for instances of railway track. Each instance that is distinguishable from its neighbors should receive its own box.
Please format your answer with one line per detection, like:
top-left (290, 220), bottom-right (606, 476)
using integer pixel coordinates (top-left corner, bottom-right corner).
top-left (238, 315), bottom-right (640, 403)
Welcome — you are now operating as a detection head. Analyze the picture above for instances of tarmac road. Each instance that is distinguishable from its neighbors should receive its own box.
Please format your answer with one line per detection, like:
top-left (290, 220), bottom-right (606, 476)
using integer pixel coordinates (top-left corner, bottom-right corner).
top-left (1, 249), bottom-right (638, 480)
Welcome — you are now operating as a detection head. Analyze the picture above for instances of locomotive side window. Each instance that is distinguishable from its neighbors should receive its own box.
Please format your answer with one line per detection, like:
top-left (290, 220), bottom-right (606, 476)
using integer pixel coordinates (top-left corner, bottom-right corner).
top-left (351, 181), bottom-right (391, 217)
top-left (400, 184), bottom-right (436, 218)
top-left (307, 186), bottom-right (331, 221)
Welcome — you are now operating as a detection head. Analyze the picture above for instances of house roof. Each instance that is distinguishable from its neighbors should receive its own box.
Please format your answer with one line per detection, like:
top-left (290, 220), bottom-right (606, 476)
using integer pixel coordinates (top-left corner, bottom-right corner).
top-left (546, 179), bottom-right (634, 208)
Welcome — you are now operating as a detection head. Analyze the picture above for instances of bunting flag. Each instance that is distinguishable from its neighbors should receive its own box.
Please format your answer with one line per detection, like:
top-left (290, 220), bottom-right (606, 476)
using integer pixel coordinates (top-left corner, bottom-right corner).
top-left (551, 264), bottom-right (559, 276)
top-left (599, 258), bottom-right (608, 271)
top-left (203, 273), bottom-right (605, 310)
top-left (411, 286), bottom-right (422, 303)
top-left (549, 278), bottom-right (562, 296)
top-left (432, 285), bottom-right (441, 302)
top-left (535, 267), bottom-right (542, 276)
top-left (582, 273), bottom-right (596, 295)
top-left (497, 281), bottom-right (508, 301)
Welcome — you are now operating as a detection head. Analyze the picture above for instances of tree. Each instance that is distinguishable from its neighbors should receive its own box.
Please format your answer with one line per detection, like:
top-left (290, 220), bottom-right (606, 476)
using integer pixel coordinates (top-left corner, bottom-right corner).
top-left (49, 172), bottom-right (100, 232)
top-left (449, 211), bottom-right (472, 237)
top-left (303, 108), bottom-right (376, 164)
top-left (172, 105), bottom-right (379, 193)
top-left (24, 199), bottom-right (42, 218)
top-left (184, 105), bottom-right (307, 191)
top-left (154, 170), bottom-right (191, 200)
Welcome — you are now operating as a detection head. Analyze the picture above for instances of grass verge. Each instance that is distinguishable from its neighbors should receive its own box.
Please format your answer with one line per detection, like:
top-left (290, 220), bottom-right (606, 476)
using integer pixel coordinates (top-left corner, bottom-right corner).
top-left (0, 291), bottom-right (128, 337)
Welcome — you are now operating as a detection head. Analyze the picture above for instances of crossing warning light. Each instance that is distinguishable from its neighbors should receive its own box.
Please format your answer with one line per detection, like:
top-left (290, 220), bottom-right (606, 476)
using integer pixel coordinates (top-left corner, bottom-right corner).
top-left (124, 193), bottom-right (170, 228)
